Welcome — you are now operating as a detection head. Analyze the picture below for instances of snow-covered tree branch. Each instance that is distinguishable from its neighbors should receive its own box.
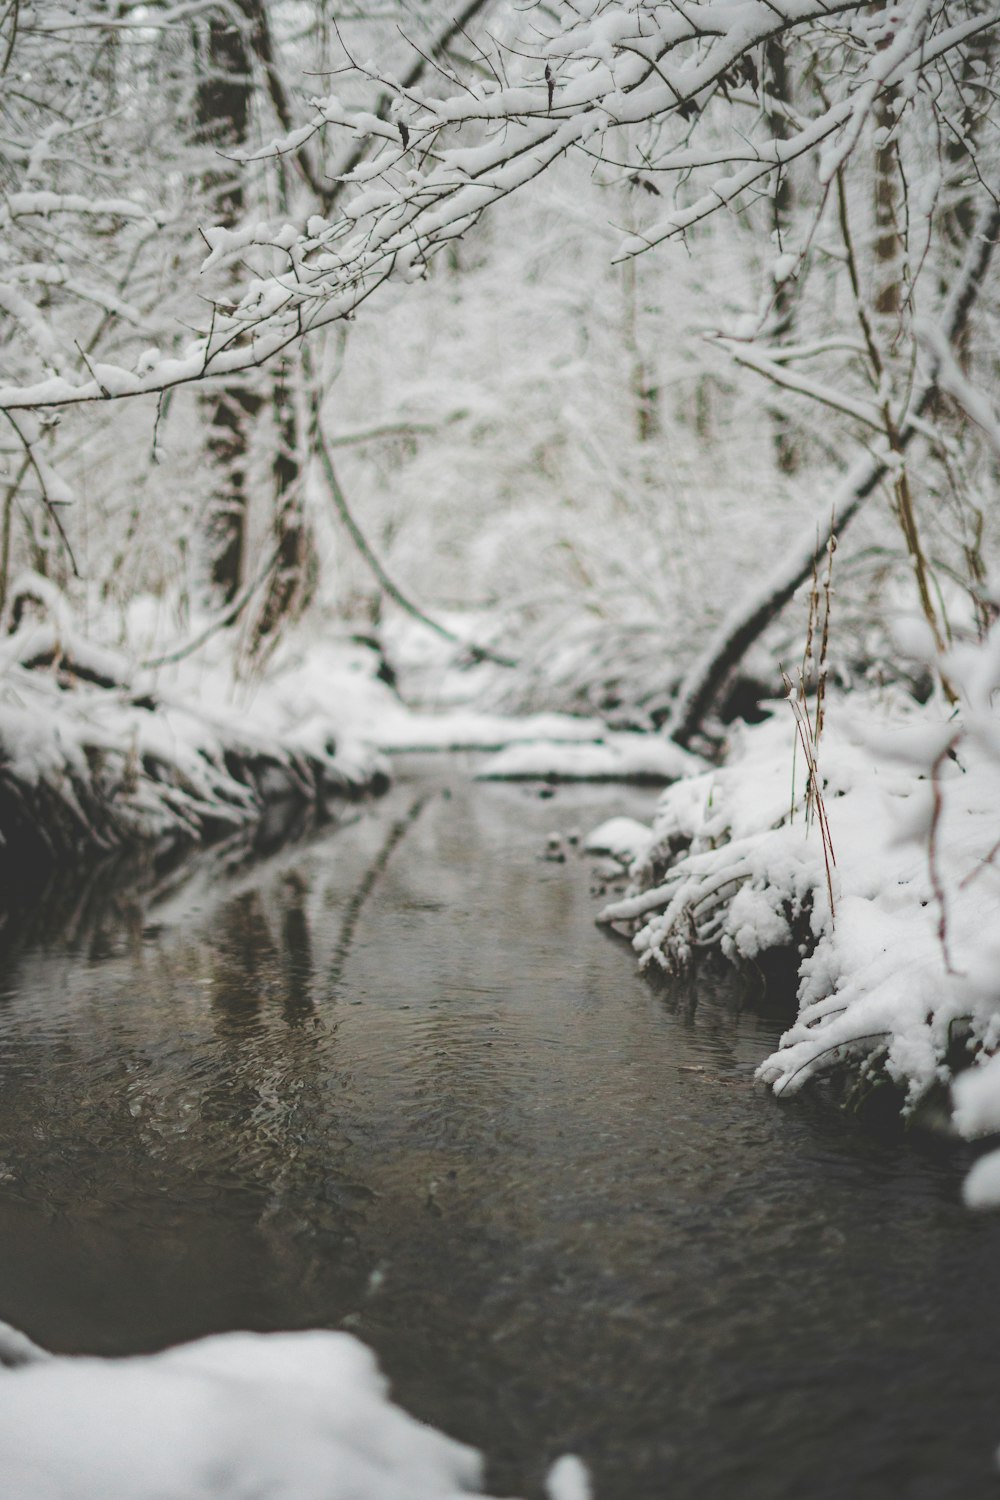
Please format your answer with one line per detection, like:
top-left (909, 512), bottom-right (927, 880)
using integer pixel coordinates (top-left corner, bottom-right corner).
top-left (1, 0), bottom-right (996, 414)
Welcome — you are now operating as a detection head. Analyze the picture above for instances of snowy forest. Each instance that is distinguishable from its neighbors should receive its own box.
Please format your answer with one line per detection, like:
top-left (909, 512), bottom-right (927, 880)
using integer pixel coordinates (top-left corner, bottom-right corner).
top-left (2, 1), bottom-right (1000, 1496)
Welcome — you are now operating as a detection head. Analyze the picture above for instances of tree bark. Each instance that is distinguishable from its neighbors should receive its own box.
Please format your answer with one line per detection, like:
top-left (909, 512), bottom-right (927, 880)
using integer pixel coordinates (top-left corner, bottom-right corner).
top-left (251, 359), bottom-right (315, 651)
top-left (873, 89), bottom-right (902, 318)
top-left (197, 6), bottom-right (258, 604)
top-left (764, 38), bottom-right (800, 474)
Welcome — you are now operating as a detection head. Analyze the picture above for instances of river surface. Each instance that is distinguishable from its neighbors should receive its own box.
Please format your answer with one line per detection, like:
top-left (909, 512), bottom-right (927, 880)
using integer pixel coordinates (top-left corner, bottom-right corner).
top-left (0, 761), bottom-right (998, 1500)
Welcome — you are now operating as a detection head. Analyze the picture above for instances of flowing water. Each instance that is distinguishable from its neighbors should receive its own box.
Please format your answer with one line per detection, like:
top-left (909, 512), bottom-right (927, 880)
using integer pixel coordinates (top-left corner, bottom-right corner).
top-left (0, 760), bottom-right (998, 1500)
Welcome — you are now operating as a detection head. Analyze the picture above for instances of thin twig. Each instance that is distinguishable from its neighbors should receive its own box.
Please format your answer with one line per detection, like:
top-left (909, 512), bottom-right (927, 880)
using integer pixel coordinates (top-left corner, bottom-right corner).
top-left (928, 738), bottom-right (963, 976)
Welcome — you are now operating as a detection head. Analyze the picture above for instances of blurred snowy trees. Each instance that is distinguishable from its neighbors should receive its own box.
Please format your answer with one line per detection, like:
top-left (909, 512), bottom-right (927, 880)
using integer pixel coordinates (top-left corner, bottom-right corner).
top-left (0, 0), bottom-right (998, 723)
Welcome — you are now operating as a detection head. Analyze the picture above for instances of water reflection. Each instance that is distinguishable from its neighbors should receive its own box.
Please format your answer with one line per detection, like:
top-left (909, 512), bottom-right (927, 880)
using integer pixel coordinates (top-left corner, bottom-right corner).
top-left (0, 765), bottom-right (997, 1500)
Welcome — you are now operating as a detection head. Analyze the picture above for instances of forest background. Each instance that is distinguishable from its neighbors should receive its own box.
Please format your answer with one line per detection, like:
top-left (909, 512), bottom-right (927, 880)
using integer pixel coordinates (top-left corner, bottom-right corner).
top-left (5, 0), bottom-right (997, 734)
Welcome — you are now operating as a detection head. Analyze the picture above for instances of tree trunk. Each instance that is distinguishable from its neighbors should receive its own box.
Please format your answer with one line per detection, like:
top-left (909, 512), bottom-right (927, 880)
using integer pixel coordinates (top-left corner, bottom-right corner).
top-left (251, 359), bottom-right (315, 651)
top-left (873, 88), bottom-right (902, 319)
top-left (764, 39), bottom-right (800, 474)
top-left (622, 250), bottom-right (659, 443)
top-left (940, 21), bottom-right (995, 359)
top-left (241, 2), bottom-right (318, 647)
top-left (204, 386), bottom-right (263, 601)
top-left (197, 7), bottom-right (257, 604)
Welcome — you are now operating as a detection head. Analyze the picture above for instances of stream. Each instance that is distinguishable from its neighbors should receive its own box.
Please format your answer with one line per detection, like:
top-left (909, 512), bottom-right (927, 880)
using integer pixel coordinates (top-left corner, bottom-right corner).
top-left (0, 760), bottom-right (998, 1500)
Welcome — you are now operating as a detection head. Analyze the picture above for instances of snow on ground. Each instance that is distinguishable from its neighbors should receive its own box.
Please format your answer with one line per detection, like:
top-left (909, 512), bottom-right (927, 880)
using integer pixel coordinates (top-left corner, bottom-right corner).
top-left (250, 629), bottom-right (618, 754)
top-left (375, 710), bottom-right (609, 753)
top-left (477, 734), bottom-right (702, 783)
top-left (0, 1322), bottom-right (588, 1500)
top-left (597, 691), bottom-right (1000, 1134)
top-left (118, 593), bottom-right (645, 760)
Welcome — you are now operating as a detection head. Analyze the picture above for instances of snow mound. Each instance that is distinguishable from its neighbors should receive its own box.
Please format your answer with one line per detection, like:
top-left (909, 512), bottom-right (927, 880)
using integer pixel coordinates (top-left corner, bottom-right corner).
top-left (953, 1057), bottom-right (1000, 1209)
top-left (0, 1323), bottom-right (552, 1500)
top-left (582, 816), bottom-right (653, 865)
top-left (199, 627), bottom-right (605, 754)
top-left (0, 663), bottom-right (386, 870)
top-left (0, 599), bottom-right (391, 871)
top-left (546, 1453), bottom-right (592, 1500)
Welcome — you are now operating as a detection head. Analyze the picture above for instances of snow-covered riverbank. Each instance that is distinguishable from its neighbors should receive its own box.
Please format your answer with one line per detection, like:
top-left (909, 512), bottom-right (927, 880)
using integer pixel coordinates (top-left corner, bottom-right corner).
top-left (0, 604), bottom-right (391, 872)
top-left (11, 572), bottom-right (1000, 1191)
top-left (597, 689), bottom-right (1000, 1186)
top-left (6, 650), bottom-right (1000, 1496)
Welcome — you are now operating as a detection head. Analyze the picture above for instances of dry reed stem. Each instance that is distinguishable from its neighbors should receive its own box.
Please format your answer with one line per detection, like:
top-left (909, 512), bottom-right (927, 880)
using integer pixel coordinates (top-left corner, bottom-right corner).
top-left (782, 529), bottom-right (838, 922)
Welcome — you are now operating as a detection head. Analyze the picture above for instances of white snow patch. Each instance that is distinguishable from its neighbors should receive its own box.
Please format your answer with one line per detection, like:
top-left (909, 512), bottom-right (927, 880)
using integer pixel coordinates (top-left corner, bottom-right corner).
top-left (599, 692), bottom-right (1000, 1122)
top-left (953, 1054), bottom-right (1000, 1139)
top-left (583, 816), bottom-right (653, 864)
top-left (963, 1150), bottom-right (1000, 1211)
top-left (477, 734), bottom-right (702, 783)
top-left (376, 710), bottom-right (606, 753)
top-left (546, 1453), bottom-right (593, 1500)
top-left (0, 1324), bottom-right (524, 1500)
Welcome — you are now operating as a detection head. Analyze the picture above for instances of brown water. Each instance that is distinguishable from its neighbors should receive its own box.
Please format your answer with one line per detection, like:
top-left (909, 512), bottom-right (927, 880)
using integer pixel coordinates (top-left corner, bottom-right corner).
top-left (0, 761), bottom-right (998, 1500)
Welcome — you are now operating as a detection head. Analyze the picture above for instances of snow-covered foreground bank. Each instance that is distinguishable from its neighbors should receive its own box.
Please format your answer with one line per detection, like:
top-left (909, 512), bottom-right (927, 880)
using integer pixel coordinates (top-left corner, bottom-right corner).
top-left (0, 1322), bottom-right (588, 1500)
top-left (597, 693), bottom-right (1000, 1191)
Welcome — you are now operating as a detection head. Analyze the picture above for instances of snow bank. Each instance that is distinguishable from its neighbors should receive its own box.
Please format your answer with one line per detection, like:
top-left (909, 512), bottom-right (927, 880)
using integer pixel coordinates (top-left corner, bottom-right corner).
top-left (0, 577), bottom-right (685, 868)
top-left (0, 1321), bottom-right (590, 1500)
top-left (0, 592), bottom-right (390, 871)
top-left (598, 693), bottom-right (1000, 1120)
top-left (160, 620), bottom-right (607, 755)
top-left (0, 660), bottom-right (387, 870)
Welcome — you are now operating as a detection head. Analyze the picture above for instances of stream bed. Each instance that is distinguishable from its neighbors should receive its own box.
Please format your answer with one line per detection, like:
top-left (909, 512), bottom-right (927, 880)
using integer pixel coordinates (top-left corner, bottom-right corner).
top-left (0, 761), bottom-right (998, 1500)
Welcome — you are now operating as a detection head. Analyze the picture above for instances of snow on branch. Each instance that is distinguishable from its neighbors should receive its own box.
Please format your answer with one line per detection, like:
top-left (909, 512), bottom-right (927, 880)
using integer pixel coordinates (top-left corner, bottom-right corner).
top-left (5, 192), bottom-right (156, 222)
top-left (711, 336), bottom-right (886, 433)
top-left (23, 1), bottom-right (243, 32)
top-left (1, 0), bottom-right (995, 413)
